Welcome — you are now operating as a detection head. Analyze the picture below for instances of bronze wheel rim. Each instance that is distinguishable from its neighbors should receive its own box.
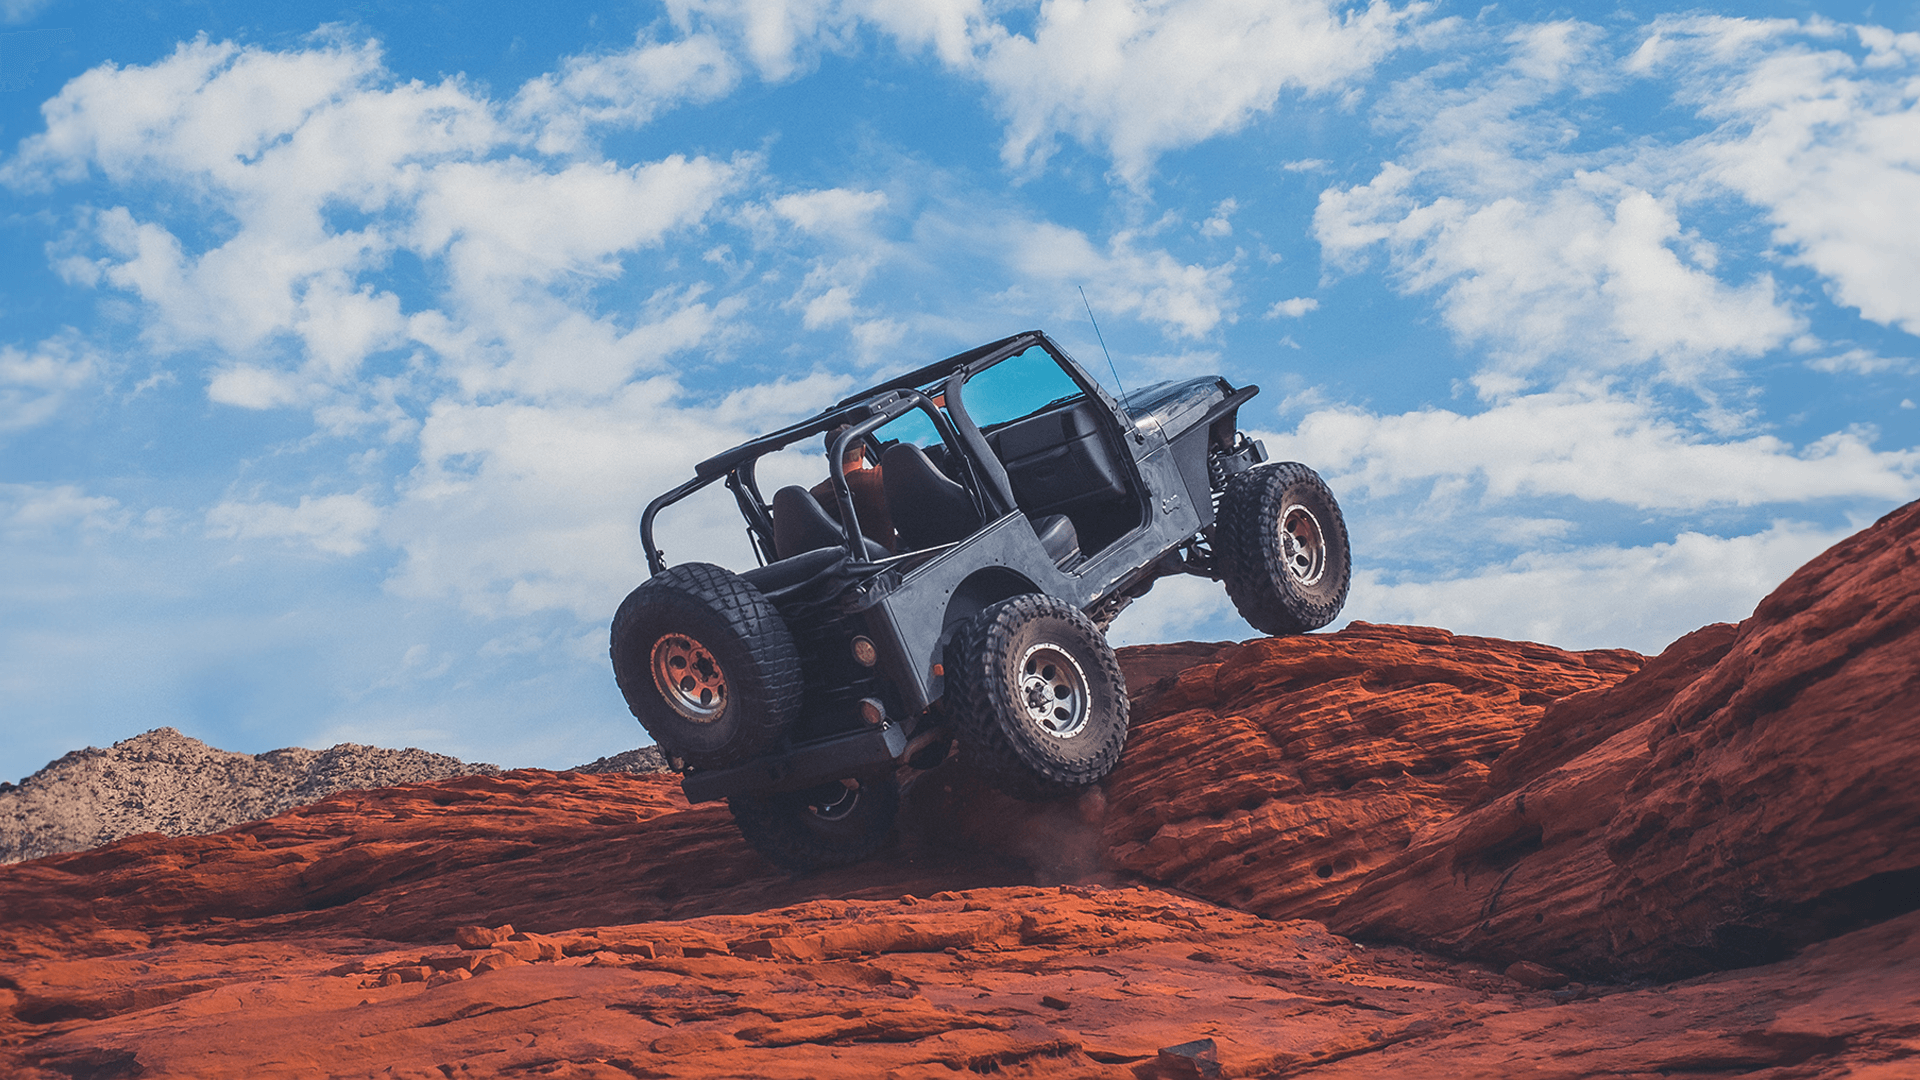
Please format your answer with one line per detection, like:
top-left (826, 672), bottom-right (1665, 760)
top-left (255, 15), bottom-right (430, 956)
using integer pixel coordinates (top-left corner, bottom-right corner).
top-left (650, 633), bottom-right (727, 722)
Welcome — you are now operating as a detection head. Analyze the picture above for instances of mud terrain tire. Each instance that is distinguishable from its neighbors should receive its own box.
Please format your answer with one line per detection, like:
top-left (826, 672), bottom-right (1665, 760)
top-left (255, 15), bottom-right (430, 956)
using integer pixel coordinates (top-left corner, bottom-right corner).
top-left (610, 562), bottom-right (801, 769)
top-left (948, 594), bottom-right (1129, 800)
top-left (728, 775), bottom-right (901, 872)
top-left (1217, 461), bottom-right (1351, 635)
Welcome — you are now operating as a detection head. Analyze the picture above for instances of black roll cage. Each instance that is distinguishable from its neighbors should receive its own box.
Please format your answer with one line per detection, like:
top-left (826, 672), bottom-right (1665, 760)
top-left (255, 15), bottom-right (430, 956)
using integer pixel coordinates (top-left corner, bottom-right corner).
top-left (638, 330), bottom-right (1113, 577)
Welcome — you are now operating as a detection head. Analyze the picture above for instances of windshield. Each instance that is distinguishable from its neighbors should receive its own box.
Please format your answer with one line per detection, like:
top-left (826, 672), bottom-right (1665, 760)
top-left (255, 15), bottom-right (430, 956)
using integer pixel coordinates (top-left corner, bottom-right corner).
top-left (960, 344), bottom-right (1087, 430)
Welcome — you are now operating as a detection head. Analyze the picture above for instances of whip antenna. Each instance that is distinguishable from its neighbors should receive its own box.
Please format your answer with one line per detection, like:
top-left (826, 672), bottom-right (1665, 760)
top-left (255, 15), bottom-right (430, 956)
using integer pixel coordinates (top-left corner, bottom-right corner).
top-left (1079, 286), bottom-right (1130, 413)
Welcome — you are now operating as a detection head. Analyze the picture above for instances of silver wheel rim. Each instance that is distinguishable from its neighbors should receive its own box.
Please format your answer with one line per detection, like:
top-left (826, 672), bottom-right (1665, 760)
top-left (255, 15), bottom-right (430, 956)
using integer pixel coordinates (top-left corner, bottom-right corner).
top-left (650, 633), bottom-right (727, 722)
top-left (1016, 642), bottom-right (1090, 739)
top-left (1279, 503), bottom-right (1327, 587)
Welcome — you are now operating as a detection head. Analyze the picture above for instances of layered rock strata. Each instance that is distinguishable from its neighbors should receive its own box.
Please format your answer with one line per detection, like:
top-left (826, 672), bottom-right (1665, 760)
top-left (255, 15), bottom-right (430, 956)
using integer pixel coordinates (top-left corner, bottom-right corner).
top-left (1333, 499), bottom-right (1920, 978)
top-left (1096, 625), bottom-right (1642, 920)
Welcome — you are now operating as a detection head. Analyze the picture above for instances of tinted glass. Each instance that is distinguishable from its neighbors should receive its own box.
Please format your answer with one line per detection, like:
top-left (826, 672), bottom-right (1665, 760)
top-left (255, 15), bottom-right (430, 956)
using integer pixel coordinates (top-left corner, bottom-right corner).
top-left (874, 404), bottom-right (939, 449)
top-left (960, 345), bottom-right (1085, 429)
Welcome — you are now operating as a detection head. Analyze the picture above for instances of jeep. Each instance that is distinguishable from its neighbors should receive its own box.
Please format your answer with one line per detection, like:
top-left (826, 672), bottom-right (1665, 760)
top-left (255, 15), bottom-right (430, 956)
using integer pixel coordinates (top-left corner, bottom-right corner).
top-left (611, 330), bottom-right (1350, 870)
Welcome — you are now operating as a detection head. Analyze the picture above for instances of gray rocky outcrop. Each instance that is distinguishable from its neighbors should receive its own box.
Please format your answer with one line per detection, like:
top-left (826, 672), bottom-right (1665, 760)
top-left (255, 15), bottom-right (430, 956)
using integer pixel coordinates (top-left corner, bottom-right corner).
top-left (0, 727), bottom-right (497, 864)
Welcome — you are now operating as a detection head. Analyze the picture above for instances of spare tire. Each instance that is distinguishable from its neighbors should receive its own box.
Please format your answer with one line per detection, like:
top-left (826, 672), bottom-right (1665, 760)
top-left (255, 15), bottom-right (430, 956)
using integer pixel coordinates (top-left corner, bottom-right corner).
top-left (609, 562), bottom-right (801, 769)
top-left (1216, 462), bottom-right (1351, 635)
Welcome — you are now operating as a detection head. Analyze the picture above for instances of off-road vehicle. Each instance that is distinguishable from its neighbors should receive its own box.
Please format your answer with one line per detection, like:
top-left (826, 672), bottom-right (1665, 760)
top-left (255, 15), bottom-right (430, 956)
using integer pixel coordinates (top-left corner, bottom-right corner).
top-left (611, 330), bottom-right (1349, 870)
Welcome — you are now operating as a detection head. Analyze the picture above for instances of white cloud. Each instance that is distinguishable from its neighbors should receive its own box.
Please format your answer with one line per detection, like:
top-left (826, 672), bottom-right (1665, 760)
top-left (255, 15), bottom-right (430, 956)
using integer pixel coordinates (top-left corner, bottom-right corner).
top-left (1266, 296), bottom-right (1319, 318)
top-left (1105, 572), bottom-right (1245, 647)
top-left (205, 493), bottom-right (381, 556)
top-left (1005, 221), bottom-right (1236, 337)
top-left (665, 0), bottom-right (985, 81)
top-left (771, 187), bottom-right (889, 233)
top-left (0, 483), bottom-right (124, 536)
top-left (1262, 390), bottom-right (1920, 511)
top-left (388, 384), bottom-right (742, 617)
top-left (1318, 15), bottom-right (1920, 393)
top-left (1347, 518), bottom-right (1853, 652)
top-left (1807, 348), bottom-right (1915, 375)
top-left (1200, 198), bottom-right (1238, 237)
top-left (1639, 17), bottom-right (1920, 336)
top-left (663, 0), bottom-right (1415, 183)
top-left (4, 35), bottom-right (741, 411)
top-left (205, 364), bottom-right (306, 410)
top-left (0, 335), bottom-right (97, 432)
top-left (513, 33), bottom-right (739, 155)
top-left (1316, 72), bottom-right (1802, 388)
top-left (972, 0), bottom-right (1413, 182)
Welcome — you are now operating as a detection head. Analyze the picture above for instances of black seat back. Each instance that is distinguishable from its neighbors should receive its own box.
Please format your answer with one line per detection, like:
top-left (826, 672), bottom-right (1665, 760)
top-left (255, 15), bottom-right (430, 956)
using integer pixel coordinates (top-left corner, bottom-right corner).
top-left (773, 485), bottom-right (848, 560)
top-left (772, 485), bottom-right (888, 561)
top-left (881, 444), bottom-right (981, 550)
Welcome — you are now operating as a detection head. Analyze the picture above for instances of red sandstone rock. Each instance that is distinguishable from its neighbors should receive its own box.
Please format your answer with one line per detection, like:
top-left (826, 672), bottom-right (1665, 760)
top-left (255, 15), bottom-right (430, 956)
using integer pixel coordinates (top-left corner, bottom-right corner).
top-left (4, 880), bottom-right (1916, 1078)
top-left (1099, 624), bottom-right (1642, 920)
top-left (1333, 499), bottom-right (1920, 978)
top-left (4, 503), bottom-right (1917, 1077)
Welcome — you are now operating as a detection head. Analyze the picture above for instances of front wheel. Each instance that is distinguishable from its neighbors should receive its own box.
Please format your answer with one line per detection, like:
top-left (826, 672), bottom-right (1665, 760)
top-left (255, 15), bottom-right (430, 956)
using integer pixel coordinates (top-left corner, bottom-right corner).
top-left (728, 774), bottom-right (901, 872)
top-left (1215, 462), bottom-right (1351, 635)
top-left (947, 594), bottom-right (1129, 800)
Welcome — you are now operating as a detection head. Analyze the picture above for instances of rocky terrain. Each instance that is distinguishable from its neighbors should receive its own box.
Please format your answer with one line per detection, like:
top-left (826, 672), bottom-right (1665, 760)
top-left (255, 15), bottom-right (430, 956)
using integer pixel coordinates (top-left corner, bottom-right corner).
top-left (1, 729), bottom-right (674, 868)
top-left (0, 499), bottom-right (1915, 1078)
top-left (0, 729), bottom-right (498, 865)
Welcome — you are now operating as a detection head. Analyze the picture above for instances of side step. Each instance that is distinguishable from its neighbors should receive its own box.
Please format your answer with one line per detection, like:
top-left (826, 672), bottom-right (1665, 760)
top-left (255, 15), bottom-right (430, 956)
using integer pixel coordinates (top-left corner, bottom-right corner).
top-left (681, 723), bottom-right (908, 804)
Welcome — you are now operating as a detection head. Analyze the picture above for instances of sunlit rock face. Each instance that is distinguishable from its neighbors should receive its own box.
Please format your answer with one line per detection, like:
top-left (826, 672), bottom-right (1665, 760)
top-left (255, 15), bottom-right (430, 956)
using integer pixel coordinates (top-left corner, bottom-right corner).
top-left (2, 499), bottom-right (1915, 1077)
top-left (1099, 626), bottom-right (1642, 921)
top-left (1334, 499), bottom-right (1920, 979)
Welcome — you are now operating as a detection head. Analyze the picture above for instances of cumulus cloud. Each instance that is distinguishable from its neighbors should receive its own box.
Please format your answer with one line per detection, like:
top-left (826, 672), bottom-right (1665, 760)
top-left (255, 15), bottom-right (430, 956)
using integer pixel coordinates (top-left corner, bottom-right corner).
top-left (771, 187), bottom-right (889, 233)
top-left (0, 335), bottom-right (97, 432)
top-left (663, 0), bottom-right (1417, 183)
top-left (1349, 518), bottom-right (1852, 652)
top-left (4, 29), bottom-right (1254, 632)
top-left (206, 493), bottom-right (381, 556)
top-left (974, 0), bottom-right (1412, 181)
top-left (5, 34), bottom-right (740, 411)
top-left (1314, 27), bottom-right (1807, 390)
top-left (1004, 221), bottom-right (1237, 337)
top-left (1317, 15), bottom-right (1920, 392)
top-left (0, 483), bottom-right (124, 536)
top-left (1636, 17), bottom-right (1920, 336)
top-left (664, 0), bottom-right (984, 80)
top-left (385, 374), bottom-right (850, 618)
top-left (513, 33), bottom-right (739, 155)
top-left (1261, 390), bottom-right (1920, 510)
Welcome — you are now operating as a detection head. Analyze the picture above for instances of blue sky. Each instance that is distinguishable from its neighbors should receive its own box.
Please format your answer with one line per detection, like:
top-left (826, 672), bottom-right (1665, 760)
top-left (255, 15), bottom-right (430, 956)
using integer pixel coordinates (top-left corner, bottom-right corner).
top-left (3, 0), bottom-right (1917, 781)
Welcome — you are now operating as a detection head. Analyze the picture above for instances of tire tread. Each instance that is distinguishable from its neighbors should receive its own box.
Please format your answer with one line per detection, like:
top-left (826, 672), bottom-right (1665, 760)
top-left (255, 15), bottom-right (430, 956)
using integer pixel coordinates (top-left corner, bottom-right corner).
top-left (948, 594), bottom-right (1129, 799)
top-left (1216, 462), bottom-right (1351, 635)
top-left (609, 562), bottom-right (802, 768)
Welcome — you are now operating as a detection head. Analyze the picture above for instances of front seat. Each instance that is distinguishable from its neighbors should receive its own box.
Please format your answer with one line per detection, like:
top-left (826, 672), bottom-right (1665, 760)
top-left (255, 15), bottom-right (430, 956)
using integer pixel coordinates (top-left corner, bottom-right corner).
top-left (882, 444), bottom-right (1080, 567)
top-left (881, 444), bottom-right (981, 550)
top-left (772, 485), bottom-right (887, 561)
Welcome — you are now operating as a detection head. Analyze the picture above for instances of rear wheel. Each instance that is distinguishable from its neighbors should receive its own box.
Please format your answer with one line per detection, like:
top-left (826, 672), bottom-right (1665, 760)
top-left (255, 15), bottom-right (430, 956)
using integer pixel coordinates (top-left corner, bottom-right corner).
top-left (947, 594), bottom-right (1129, 800)
top-left (728, 774), bottom-right (901, 872)
top-left (609, 563), bottom-right (801, 769)
top-left (1216, 462), bottom-right (1351, 635)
